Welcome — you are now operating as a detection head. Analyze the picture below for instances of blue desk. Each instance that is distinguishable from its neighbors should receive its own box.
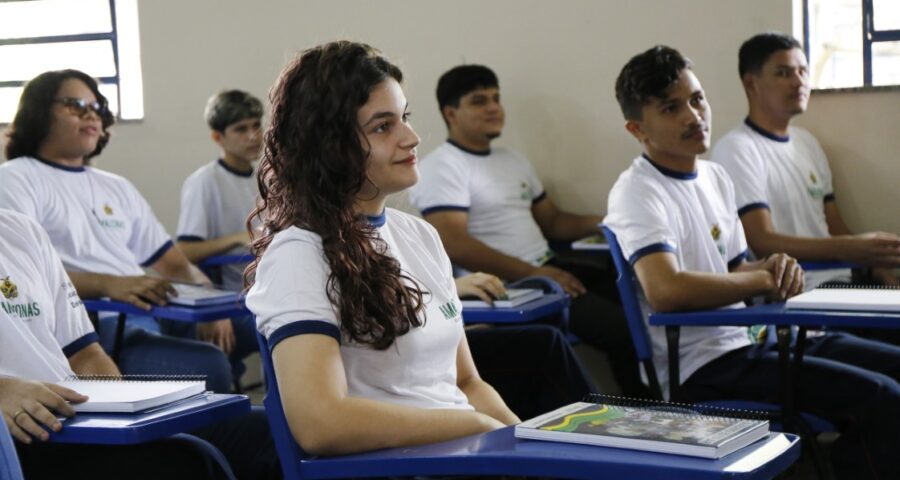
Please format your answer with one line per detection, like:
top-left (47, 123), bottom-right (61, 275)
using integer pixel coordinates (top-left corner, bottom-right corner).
top-left (649, 303), bottom-right (900, 330)
top-left (461, 293), bottom-right (569, 324)
top-left (49, 394), bottom-right (249, 445)
top-left (199, 254), bottom-right (254, 269)
top-left (83, 299), bottom-right (250, 362)
top-left (300, 427), bottom-right (799, 479)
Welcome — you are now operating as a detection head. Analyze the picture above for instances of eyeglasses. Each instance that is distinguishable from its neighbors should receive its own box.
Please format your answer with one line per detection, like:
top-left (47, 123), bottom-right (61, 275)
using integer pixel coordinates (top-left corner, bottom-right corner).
top-left (53, 97), bottom-right (108, 118)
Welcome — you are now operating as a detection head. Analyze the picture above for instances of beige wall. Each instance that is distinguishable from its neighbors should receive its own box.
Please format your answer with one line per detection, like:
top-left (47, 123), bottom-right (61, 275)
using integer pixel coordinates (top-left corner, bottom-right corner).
top-left (11, 1), bottom-right (898, 236)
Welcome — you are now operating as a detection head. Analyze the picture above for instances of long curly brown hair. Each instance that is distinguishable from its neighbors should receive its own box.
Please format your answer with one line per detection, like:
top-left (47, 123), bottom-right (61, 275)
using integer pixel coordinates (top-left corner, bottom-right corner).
top-left (245, 41), bottom-right (425, 350)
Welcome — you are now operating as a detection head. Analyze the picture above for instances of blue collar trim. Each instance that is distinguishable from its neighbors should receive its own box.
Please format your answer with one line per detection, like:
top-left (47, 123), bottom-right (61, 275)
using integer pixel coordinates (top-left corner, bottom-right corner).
top-left (447, 139), bottom-right (491, 156)
top-left (366, 210), bottom-right (386, 228)
top-left (641, 153), bottom-right (697, 180)
top-left (33, 155), bottom-right (85, 172)
top-left (217, 158), bottom-right (254, 177)
top-left (744, 118), bottom-right (790, 143)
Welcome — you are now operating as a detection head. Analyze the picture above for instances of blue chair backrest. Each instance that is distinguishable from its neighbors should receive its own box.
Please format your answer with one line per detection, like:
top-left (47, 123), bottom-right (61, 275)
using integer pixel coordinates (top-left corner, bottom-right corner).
top-left (255, 332), bottom-right (308, 480)
top-left (601, 226), bottom-right (663, 399)
top-left (0, 417), bottom-right (24, 480)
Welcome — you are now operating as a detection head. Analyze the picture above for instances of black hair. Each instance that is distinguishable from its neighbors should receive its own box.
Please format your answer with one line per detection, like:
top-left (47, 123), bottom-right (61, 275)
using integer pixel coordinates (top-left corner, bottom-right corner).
top-left (435, 64), bottom-right (499, 119)
top-left (4, 69), bottom-right (115, 161)
top-left (205, 89), bottom-right (264, 132)
top-left (738, 32), bottom-right (802, 78)
top-left (615, 46), bottom-right (692, 121)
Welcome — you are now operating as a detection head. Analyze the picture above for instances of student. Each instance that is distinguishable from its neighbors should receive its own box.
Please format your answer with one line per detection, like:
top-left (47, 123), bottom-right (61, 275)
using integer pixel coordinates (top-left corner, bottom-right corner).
top-left (710, 32), bottom-right (900, 288)
top-left (0, 69), bottom-right (234, 392)
top-left (0, 208), bottom-right (278, 480)
top-left (409, 64), bottom-right (646, 397)
top-left (606, 44), bottom-right (900, 479)
top-left (247, 41), bottom-right (602, 454)
top-left (174, 90), bottom-right (264, 381)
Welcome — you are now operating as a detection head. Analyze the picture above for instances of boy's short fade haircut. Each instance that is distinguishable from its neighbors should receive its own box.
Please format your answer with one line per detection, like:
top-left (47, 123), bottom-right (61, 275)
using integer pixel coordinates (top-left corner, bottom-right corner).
top-left (738, 32), bottom-right (803, 78)
top-left (204, 89), bottom-right (263, 132)
top-left (615, 45), bottom-right (692, 121)
top-left (436, 64), bottom-right (499, 112)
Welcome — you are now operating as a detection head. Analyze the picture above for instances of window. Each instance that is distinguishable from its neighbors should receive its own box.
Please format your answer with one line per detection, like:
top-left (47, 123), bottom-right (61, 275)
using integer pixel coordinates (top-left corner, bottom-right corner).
top-left (802, 0), bottom-right (900, 89)
top-left (0, 0), bottom-right (143, 123)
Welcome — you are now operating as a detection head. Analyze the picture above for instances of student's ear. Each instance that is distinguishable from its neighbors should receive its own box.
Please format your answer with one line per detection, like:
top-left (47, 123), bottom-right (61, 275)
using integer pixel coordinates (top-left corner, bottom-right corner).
top-left (441, 105), bottom-right (456, 127)
top-left (210, 130), bottom-right (224, 147)
top-left (624, 120), bottom-right (646, 144)
top-left (741, 73), bottom-right (757, 98)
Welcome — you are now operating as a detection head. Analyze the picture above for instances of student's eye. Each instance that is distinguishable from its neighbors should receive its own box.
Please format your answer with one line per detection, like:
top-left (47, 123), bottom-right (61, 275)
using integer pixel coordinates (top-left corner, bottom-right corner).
top-left (402, 112), bottom-right (412, 123)
top-left (661, 105), bottom-right (676, 114)
top-left (373, 122), bottom-right (391, 133)
top-left (470, 97), bottom-right (486, 106)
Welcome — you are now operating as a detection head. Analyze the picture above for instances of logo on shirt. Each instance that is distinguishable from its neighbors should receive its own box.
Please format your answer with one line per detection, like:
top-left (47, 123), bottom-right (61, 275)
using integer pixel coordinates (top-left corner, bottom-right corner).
top-left (103, 203), bottom-right (114, 215)
top-left (1, 276), bottom-right (18, 299)
top-left (94, 201), bottom-right (125, 229)
top-left (520, 181), bottom-right (530, 201)
top-left (710, 224), bottom-right (721, 241)
top-left (438, 300), bottom-right (460, 320)
top-left (0, 276), bottom-right (41, 319)
top-left (809, 172), bottom-right (818, 184)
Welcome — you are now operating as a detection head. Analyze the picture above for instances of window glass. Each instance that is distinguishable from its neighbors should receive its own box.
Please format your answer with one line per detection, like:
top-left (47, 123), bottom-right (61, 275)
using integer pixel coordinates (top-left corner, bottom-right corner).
top-left (873, 0), bottom-right (900, 31)
top-left (807, 0), bottom-right (862, 88)
top-left (0, 41), bottom-right (117, 83)
top-left (872, 41), bottom-right (900, 86)
top-left (0, 0), bottom-right (112, 39)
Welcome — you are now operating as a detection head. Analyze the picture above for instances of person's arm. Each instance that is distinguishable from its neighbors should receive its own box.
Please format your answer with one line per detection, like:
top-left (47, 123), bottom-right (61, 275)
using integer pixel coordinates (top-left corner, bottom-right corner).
top-left (455, 332), bottom-right (520, 425)
top-left (632, 251), bottom-right (803, 312)
top-left (177, 231), bottom-right (250, 264)
top-left (454, 272), bottom-right (506, 305)
top-left (740, 208), bottom-right (900, 267)
top-left (424, 211), bottom-right (586, 296)
top-left (0, 376), bottom-right (86, 443)
top-left (150, 246), bottom-right (235, 353)
top-left (823, 202), bottom-right (900, 285)
top-left (68, 343), bottom-right (120, 376)
top-left (67, 271), bottom-right (176, 310)
top-left (272, 334), bottom-right (505, 456)
top-left (531, 197), bottom-right (603, 242)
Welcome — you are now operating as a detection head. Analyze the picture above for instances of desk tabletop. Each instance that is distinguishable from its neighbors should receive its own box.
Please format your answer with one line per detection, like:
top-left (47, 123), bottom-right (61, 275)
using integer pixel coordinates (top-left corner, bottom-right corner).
top-left (649, 303), bottom-right (900, 329)
top-left (83, 299), bottom-right (249, 322)
top-left (461, 293), bottom-right (569, 324)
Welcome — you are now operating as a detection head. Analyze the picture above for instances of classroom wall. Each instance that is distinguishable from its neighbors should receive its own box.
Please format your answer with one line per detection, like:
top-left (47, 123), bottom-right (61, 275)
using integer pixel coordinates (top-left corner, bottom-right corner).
top-left (5, 0), bottom-right (897, 234)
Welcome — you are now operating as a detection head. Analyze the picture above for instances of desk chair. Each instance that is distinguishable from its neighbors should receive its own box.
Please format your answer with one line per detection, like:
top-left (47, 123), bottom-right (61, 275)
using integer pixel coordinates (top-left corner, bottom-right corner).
top-left (601, 226), bottom-right (835, 479)
top-left (0, 419), bottom-right (24, 480)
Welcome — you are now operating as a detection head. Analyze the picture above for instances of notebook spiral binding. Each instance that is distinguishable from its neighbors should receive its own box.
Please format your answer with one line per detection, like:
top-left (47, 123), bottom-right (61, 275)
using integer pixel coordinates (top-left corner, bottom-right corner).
top-left (584, 394), bottom-right (773, 421)
top-left (818, 282), bottom-right (900, 290)
top-left (65, 374), bottom-right (207, 382)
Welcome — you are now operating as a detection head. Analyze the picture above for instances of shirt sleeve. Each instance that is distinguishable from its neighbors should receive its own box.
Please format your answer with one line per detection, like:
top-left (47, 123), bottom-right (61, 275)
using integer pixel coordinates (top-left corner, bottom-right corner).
top-left (409, 147), bottom-right (472, 215)
top-left (710, 135), bottom-right (769, 216)
top-left (245, 231), bottom-right (341, 351)
top-left (121, 178), bottom-right (174, 266)
top-left (605, 176), bottom-right (677, 265)
top-left (0, 163), bottom-right (42, 221)
top-left (176, 171), bottom-right (212, 241)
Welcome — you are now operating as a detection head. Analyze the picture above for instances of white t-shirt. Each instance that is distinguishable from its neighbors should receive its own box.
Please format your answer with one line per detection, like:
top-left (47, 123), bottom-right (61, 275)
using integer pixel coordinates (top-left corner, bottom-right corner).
top-left (0, 209), bottom-right (97, 382)
top-left (247, 208), bottom-right (472, 411)
top-left (177, 159), bottom-right (257, 291)
top-left (410, 141), bottom-right (552, 266)
top-left (0, 157), bottom-right (173, 275)
top-left (605, 155), bottom-right (753, 399)
top-left (710, 120), bottom-right (850, 286)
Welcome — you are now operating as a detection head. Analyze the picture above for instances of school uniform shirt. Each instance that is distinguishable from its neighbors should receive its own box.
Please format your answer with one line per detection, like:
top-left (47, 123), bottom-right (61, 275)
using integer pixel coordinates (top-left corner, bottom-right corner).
top-left (247, 208), bottom-right (472, 411)
top-left (410, 141), bottom-right (553, 267)
top-left (0, 209), bottom-right (98, 382)
top-left (605, 155), bottom-right (753, 399)
top-left (176, 159), bottom-right (257, 291)
top-left (0, 157), bottom-right (173, 275)
top-left (710, 120), bottom-right (850, 287)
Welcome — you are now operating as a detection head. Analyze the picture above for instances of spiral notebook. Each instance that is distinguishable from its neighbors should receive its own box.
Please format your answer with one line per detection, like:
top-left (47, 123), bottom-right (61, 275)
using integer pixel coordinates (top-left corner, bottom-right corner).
top-left (515, 395), bottom-right (769, 459)
top-left (58, 375), bottom-right (207, 413)
top-left (167, 283), bottom-right (239, 307)
top-left (785, 283), bottom-right (900, 312)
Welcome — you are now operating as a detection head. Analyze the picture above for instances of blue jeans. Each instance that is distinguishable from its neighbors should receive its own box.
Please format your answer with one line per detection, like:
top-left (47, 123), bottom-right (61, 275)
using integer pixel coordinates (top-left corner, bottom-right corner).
top-left (158, 314), bottom-right (258, 384)
top-left (683, 332), bottom-right (900, 479)
top-left (97, 315), bottom-right (233, 393)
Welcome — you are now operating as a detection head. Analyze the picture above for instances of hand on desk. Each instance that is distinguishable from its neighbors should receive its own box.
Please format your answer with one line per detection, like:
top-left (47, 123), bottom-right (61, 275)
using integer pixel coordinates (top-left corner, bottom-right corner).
top-left (762, 253), bottom-right (804, 301)
top-left (455, 272), bottom-right (506, 305)
top-left (872, 267), bottom-right (900, 286)
top-left (842, 232), bottom-right (900, 267)
top-left (0, 377), bottom-right (86, 443)
top-left (105, 275), bottom-right (177, 311)
top-left (531, 265), bottom-right (586, 297)
top-left (197, 319), bottom-right (236, 354)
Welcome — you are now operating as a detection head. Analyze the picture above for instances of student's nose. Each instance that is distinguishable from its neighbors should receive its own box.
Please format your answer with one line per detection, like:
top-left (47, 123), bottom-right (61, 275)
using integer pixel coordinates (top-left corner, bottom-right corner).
top-left (400, 122), bottom-right (420, 150)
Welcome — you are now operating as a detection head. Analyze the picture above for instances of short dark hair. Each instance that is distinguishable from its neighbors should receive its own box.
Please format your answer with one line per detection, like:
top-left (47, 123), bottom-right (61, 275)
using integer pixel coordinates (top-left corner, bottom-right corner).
top-left (738, 32), bottom-right (802, 77)
top-left (205, 89), bottom-right (263, 132)
top-left (436, 64), bottom-right (499, 113)
top-left (4, 69), bottom-right (115, 161)
top-left (615, 45), bottom-right (692, 121)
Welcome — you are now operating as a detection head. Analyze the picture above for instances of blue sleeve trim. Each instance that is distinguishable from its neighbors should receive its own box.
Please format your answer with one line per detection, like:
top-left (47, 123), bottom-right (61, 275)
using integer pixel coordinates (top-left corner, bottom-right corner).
top-left (420, 205), bottom-right (470, 216)
top-left (824, 193), bottom-right (835, 203)
top-left (268, 320), bottom-right (341, 352)
top-left (176, 235), bottom-right (205, 242)
top-left (62, 332), bottom-right (101, 358)
top-left (628, 242), bottom-right (676, 265)
top-left (737, 202), bottom-right (770, 217)
top-left (728, 250), bottom-right (748, 270)
top-left (140, 240), bottom-right (175, 267)
top-left (531, 191), bottom-right (547, 205)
